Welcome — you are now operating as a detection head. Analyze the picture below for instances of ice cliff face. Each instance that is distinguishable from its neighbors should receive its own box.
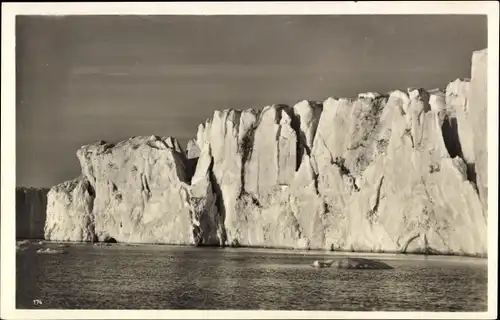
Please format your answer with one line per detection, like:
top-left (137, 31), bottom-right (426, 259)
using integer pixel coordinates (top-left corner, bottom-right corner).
top-left (44, 177), bottom-right (96, 242)
top-left (45, 136), bottom-right (209, 244)
top-left (469, 49), bottom-right (488, 215)
top-left (16, 187), bottom-right (49, 239)
top-left (44, 49), bottom-right (488, 256)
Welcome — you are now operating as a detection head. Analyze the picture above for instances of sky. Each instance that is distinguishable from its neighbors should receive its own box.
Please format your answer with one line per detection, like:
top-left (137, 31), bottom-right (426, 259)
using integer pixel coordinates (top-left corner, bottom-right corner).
top-left (16, 15), bottom-right (487, 188)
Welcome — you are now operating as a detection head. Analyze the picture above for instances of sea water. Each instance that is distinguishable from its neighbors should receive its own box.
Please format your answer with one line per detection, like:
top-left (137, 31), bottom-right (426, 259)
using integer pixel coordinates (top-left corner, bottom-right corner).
top-left (16, 243), bottom-right (487, 311)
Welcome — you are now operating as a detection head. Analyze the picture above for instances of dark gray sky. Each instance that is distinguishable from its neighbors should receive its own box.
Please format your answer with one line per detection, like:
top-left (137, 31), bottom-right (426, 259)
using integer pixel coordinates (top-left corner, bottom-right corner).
top-left (16, 15), bottom-right (487, 188)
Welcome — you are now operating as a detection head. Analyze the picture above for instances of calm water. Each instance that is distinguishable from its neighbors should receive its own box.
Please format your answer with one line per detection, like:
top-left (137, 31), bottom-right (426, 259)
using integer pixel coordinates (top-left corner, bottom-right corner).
top-left (16, 242), bottom-right (487, 311)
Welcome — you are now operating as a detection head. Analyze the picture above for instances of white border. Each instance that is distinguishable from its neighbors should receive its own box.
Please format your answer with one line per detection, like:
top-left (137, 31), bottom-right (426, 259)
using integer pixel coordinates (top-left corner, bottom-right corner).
top-left (1, 2), bottom-right (498, 319)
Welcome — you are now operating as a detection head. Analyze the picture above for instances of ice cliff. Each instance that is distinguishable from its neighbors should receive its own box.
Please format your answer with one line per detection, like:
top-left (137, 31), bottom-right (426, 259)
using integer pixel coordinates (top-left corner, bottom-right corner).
top-left (469, 50), bottom-right (488, 215)
top-left (16, 187), bottom-right (49, 239)
top-left (44, 49), bottom-right (488, 256)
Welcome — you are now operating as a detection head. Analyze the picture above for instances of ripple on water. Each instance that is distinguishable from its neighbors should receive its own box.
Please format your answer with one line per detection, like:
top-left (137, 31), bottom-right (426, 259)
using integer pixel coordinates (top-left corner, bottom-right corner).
top-left (16, 244), bottom-right (487, 310)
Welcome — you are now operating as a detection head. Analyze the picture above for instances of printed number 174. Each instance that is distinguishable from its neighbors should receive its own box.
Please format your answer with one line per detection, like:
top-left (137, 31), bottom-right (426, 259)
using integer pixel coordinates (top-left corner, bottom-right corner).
top-left (33, 299), bottom-right (42, 306)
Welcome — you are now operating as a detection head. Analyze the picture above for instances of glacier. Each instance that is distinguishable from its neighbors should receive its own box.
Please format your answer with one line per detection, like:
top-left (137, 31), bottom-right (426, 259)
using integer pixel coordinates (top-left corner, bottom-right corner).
top-left (41, 49), bottom-right (488, 256)
top-left (16, 187), bottom-right (49, 239)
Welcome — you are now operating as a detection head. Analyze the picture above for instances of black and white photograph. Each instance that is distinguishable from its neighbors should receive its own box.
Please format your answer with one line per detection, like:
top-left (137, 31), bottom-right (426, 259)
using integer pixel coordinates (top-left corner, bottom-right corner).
top-left (1, 2), bottom-right (498, 319)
